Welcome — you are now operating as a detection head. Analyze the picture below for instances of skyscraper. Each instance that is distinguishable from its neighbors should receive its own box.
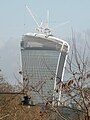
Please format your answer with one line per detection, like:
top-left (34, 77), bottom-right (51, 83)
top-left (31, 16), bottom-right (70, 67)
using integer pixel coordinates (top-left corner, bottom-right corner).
top-left (21, 32), bottom-right (69, 106)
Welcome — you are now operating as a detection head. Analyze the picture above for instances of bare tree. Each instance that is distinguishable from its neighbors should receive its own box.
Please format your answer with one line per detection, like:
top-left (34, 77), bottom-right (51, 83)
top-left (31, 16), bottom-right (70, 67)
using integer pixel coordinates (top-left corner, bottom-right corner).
top-left (62, 32), bottom-right (90, 120)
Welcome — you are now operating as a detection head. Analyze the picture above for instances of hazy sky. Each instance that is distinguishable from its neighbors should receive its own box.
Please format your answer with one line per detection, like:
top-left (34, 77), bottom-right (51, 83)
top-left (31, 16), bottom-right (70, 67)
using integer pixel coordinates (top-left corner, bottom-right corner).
top-left (0, 0), bottom-right (90, 84)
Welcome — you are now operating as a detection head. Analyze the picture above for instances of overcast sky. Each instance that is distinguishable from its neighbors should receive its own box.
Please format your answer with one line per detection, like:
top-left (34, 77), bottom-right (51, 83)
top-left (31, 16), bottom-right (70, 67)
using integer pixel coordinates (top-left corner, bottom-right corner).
top-left (0, 0), bottom-right (90, 84)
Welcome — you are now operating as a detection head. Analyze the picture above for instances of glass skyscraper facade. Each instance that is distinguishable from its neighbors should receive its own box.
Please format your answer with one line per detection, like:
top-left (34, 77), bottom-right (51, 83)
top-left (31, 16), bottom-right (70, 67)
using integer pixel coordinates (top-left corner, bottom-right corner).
top-left (21, 33), bottom-right (69, 105)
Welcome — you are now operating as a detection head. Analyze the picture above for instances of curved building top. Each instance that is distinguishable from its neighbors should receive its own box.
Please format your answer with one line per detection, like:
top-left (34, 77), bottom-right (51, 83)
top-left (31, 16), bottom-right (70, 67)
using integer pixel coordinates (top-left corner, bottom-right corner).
top-left (22, 32), bottom-right (70, 52)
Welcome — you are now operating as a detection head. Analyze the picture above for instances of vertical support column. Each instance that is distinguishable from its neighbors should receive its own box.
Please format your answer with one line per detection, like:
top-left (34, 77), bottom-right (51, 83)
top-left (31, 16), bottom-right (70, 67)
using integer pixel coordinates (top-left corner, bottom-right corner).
top-left (52, 43), bottom-right (64, 106)
top-left (58, 44), bottom-right (70, 106)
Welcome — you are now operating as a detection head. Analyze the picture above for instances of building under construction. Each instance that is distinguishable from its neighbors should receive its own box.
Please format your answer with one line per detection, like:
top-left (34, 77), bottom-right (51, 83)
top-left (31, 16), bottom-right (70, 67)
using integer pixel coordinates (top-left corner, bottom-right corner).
top-left (20, 30), bottom-right (69, 106)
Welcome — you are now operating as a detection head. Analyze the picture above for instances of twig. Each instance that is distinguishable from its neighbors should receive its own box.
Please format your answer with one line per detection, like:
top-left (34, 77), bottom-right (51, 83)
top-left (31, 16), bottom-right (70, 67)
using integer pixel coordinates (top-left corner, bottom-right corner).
top-left (0, 114), bottom-right (9, 120)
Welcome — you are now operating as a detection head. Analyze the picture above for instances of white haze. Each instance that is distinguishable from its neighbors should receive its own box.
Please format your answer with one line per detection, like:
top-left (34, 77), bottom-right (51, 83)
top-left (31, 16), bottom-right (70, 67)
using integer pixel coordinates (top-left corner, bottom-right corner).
top-left (0, 38), bottom-right (21, 84)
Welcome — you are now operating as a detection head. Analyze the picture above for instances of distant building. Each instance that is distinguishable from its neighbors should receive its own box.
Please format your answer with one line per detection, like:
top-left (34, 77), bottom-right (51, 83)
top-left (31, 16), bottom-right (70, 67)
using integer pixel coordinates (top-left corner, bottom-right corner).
top-left (20, 32), bottom-right (69, 105)
top-left (56, 106), bottom-right (84, 120)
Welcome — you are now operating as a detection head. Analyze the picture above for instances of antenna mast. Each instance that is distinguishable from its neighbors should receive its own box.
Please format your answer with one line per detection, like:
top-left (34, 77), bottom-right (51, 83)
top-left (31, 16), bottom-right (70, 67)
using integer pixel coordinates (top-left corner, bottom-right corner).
top-left (44, 10), bottom-right (52, 36)
top-left (46, 10), bottom-right (49, 29)
top-left (26, 5), bottom-right (43, 33)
